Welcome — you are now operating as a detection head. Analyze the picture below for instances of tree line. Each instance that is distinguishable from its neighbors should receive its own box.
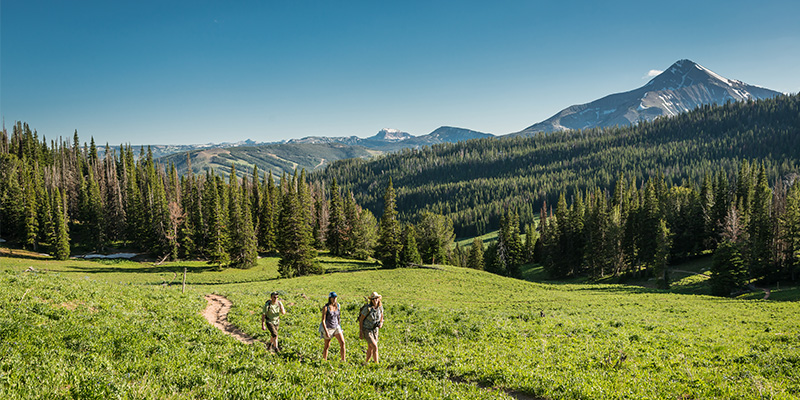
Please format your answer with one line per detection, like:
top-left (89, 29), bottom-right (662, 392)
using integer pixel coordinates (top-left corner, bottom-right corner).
top-left (0, 124), bottom-right (459, 276)
top-left (453, 162), bottom-right (800, 294)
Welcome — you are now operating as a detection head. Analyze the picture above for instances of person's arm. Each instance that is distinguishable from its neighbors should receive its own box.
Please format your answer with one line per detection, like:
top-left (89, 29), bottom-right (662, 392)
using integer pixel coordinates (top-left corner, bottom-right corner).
top-left (321, 306), bottom-right (330, 339)
top-left (379, 305), bottom-right (384, 328)
top-left (279, 300), bottom-right (287, 315)
top-left (358, 311), bottom-right (366, 337)
top-left (261, 313), bottom-right (266, 330)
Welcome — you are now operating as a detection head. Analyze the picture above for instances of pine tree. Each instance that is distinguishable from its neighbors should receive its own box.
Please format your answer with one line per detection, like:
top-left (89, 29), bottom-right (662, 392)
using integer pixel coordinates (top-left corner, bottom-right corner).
top-left (228, 165), bottom-right (258, 268)
top-left (710, 240), bottom-right (748, 296)
top-left (376, 178), bottom-right (402, 268)
top-left (523, 223), bottom-right (537, 264)
top-left (780, 180), bottom-right (800, 281)
top-left (312, 184), bottom-right (328, 250)
top-left (52, 187), bottom-right (70, 260)
top-left (467, 237), bottom-right (485, 270)
top-left (22, 164), bottom-right (40, 250)
top-left (277, 177), bottom-right (320, 277)
top-left (326, 178), bottom-right (347, 256)
top-left (205, 172), bottom-right (229, 268)
top-left (84, 166), bottom-right (104, 251)
top-left (417, 211), bottom-right (455, 266)
top-left (258, 171), bottom-right (277, 253)
top-left (178, 175), bottom-right (197, 259)
top-left (399, 224), bottom-right (422, 266)
top-left (347, 192), bottom-right (378, 260)
top-left (747, 164), bottom-right (774, 279)
top-left (654, 218), bottom-right (671, 289)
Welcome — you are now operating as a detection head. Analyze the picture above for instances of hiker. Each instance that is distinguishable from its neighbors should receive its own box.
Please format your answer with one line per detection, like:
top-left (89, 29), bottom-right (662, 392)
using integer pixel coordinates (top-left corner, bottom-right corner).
top-left (358, 291), bottom-right (384, 363)
top-left (261, 291), bottom-right (287, 352)
top-left (320, 291), bottom-right (346, 361)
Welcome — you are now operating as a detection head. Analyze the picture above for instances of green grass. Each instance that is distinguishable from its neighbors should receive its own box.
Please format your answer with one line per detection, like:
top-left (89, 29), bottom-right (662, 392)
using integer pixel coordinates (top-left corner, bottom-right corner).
top-left (2, 252), bottom-right (800, 399)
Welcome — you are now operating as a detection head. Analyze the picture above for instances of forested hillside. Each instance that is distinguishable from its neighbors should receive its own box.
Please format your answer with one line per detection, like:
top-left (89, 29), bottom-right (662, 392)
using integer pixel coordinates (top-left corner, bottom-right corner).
top-left (316, 94), bottom-right (800, 237)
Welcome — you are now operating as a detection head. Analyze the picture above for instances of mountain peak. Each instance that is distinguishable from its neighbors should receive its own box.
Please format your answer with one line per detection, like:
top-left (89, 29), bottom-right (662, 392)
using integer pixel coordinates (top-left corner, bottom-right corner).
top-left (647, 59), bottom-right (735, 90)
top-left (513, 59), bottom-right (781, 136)
top-left (369, 128), bottom-right (413, 142)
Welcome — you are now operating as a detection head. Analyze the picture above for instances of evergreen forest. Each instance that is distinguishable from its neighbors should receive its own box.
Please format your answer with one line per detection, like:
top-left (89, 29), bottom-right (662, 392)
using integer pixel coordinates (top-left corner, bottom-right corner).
top-left (317, 94), bottom-right (800, 238)
top-left (1, 94), bottom-right (799, 294)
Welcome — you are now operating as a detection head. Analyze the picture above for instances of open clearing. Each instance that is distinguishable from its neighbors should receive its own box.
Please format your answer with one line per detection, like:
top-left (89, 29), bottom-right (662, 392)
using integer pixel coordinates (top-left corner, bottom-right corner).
top-left (1, 254), bottom-right (799, 399)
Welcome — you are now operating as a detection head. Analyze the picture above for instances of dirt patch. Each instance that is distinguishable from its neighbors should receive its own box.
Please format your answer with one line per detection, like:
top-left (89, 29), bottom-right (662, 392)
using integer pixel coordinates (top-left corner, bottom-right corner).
top-left (202, 294), bottom-right (259, 345)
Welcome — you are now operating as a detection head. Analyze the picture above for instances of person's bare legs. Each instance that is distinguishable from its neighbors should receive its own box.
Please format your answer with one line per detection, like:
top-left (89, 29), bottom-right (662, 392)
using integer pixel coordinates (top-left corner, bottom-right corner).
top-left (334, 331), bottom-right (346, 361)
top-left (271, 335), bottom-right (279, 351)
top-left (322, 337), bottom-right (331, 360)
top-left (365, 339), bottom-right (378, 363)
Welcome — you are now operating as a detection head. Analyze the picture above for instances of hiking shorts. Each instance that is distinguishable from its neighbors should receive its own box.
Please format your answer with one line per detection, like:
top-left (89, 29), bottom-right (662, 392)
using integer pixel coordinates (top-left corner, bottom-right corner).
top-left (266, 322), bottom-right (279, 338)
top-left (364, 328), bottom-right (379, 344)
top-left (321, 324), bottom-right (343, 339)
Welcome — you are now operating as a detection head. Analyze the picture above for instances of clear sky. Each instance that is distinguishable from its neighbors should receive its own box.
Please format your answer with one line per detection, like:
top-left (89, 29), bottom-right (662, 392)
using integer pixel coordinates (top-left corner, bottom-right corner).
top-left (2, 0), bottom-right (799, 145)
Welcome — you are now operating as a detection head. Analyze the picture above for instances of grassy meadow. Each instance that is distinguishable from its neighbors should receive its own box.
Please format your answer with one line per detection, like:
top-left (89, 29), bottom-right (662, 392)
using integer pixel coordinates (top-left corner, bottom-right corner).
top-left (1, 250), bottom-right (799, 399)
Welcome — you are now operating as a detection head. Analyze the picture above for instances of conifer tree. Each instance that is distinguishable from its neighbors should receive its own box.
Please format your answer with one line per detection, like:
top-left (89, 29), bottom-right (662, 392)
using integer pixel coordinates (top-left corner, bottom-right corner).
top-left (84, 166), bottom-right (104, 251)
top-left (0, 161), bottom-right (25, 243)
top-left (22, 164), bottom-right (40, 250)
top-left (312, 186), bottom-right (327, 250)
top-left (277, 176), bottom-right (319, 277)
top-left (227, 165), bottom-right (258, 268)
top-left (251, 165), bottom-right (261, 229)
top-left (747, 164), bottom-right (774, 279)
top-left (52, 187), bottom-right (70, 260)
top-left (780, 180), bottom-right (800, 280)
top-left (326, 178), bottom-right (347, 256)
top-left (467, 237), bottom-right (485, 270)
top-left (523, 222), bottom-right (537, 264)
top-left (710, 240), bottom-right (747, 296)
top-left (178, 175), bottom-right (197, 259)
top-left (347, 191), bottom-right (378, 260)
top-left (417, 211), bottom-right (455, 266)
top-left (399, 224), bottom-right (422, 266)
top-left (205, 172), bottom-right (229, 268)
top-left (258, 171), bottom-right (277, 253)
top-left (376, 178), bottom-right (402, 268)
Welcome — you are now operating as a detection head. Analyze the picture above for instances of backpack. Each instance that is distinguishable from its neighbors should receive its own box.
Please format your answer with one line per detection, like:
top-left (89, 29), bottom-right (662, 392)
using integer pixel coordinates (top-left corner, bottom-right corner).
top-left (356, 303), bottom-right (370, 322)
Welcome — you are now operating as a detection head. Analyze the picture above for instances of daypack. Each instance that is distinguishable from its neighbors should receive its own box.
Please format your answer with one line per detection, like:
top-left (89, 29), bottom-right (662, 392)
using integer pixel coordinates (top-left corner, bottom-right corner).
top-left (356, 303), bottom-right (370, 322)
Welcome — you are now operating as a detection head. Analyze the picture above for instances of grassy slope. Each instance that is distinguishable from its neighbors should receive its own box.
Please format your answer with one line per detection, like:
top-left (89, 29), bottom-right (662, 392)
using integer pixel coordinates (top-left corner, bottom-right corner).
top-left (159, 143), bottom-right (379, 180)
top-left (2, 253), bottom-right (799, 399)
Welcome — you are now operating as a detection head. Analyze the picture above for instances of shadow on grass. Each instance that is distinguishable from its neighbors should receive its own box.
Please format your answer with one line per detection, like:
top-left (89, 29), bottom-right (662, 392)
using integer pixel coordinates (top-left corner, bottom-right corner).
top-left (571, 285), bottom-right (661, 295)
top-left (0, 251), bottom-right (52, 261)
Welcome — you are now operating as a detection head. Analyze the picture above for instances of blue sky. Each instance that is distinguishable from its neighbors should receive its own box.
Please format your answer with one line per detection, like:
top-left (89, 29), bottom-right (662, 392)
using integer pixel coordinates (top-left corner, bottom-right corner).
top-left (2, 0), bottom-right (799, 145)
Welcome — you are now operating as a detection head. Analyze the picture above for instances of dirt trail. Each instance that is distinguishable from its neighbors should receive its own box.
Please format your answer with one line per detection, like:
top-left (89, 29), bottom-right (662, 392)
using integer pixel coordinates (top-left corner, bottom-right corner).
top-left (202, 294), bottom-right (259, 344)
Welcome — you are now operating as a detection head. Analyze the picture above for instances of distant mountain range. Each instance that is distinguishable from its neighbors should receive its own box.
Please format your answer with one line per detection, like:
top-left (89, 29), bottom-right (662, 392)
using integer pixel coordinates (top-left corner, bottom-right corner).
top-left (284, 127), bottom-right (494, 152)
top-left (157, 126), bottom-right (493, 178)
top-left (151, 59), bottom-right (783, 178)
top-left (512, 59), bottom-right (782, 136)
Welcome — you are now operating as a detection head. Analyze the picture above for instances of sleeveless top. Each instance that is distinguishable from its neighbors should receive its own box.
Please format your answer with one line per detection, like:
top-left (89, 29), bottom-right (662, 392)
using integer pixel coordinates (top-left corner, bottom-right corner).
top-left (324, 305), bottom-right (340, 329)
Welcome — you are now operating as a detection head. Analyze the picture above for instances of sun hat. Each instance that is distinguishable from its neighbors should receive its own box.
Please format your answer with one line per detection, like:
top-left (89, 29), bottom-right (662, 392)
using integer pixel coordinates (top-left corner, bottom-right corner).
top-left (271, 291), bottom-right (280, 297)
top-left (369, 291), bottom-right (382, 299)
top-left (329, 291), bottom-right (338, 298)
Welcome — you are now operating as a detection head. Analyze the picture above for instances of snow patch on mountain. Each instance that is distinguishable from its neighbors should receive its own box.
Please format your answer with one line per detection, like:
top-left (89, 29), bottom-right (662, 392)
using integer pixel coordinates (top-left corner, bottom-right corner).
top-left (513, 59), bottom-right (782, 136)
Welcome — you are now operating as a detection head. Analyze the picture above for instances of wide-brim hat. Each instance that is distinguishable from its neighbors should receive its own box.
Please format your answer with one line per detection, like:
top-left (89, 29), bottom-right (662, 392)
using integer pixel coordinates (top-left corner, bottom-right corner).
top-left (369, 291), bottom-right (382, 299)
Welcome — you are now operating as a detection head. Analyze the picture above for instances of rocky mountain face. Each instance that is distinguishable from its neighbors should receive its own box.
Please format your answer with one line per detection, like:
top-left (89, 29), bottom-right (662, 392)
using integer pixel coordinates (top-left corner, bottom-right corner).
top-left (513, 59), bottom-right (782, 136)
